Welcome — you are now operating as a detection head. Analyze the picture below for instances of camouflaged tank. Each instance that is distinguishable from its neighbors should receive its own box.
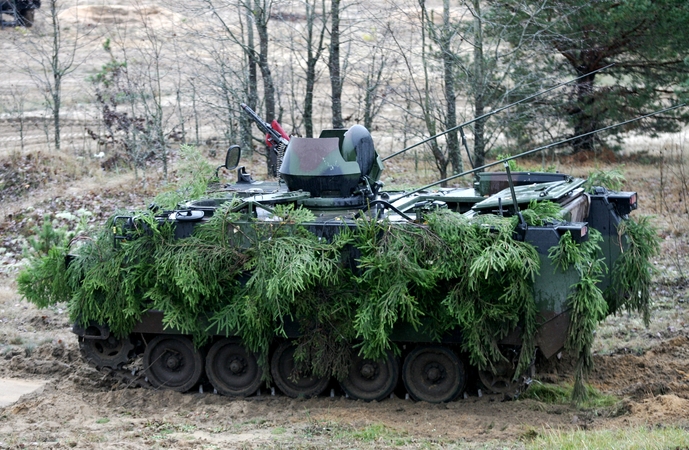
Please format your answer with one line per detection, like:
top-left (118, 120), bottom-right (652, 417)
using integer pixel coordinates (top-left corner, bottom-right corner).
top-left (1, 0), bottom-right (40, 27)
top-left (66, 119), bottom-right (641, 404)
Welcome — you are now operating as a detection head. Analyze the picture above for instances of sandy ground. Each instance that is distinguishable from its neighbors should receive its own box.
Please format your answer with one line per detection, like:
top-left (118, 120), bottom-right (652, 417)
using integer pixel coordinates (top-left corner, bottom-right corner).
top-left (0, 379), bottom-right (46, 407)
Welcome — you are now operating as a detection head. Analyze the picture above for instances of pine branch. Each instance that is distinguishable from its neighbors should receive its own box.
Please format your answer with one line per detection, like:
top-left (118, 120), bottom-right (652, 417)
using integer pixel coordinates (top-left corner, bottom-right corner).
top-left (550, 229), bottom-right (607, 404)
top-left (607, 216), bottom-right (660, 326)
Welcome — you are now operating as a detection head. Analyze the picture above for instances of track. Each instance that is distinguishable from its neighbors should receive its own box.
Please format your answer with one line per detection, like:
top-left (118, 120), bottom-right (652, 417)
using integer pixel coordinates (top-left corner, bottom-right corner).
top-left (78, 333), bottom-right (531, 402)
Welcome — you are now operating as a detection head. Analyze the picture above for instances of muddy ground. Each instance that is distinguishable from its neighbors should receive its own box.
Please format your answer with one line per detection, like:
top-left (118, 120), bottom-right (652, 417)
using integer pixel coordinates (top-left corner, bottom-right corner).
top-left (0, 291), bottom-right (688, 449)
top-left (0, 155), bottom-right (688, 448)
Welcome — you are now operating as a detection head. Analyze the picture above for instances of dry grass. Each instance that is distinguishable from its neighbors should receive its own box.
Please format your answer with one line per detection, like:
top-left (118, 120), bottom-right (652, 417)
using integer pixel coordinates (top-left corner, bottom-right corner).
top-left (527, 426), bottom-right (689, 450)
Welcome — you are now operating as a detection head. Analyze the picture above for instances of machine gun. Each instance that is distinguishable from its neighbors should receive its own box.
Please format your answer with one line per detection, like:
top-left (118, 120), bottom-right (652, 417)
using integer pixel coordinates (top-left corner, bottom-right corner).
top-left (241, 103), bottom-right (290, 157)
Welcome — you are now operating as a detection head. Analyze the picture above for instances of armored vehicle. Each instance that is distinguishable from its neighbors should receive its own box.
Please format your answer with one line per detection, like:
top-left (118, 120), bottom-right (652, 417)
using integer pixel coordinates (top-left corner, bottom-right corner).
top-left (1, 0), bottom-right (40, 27)
top-left (20, 104), bottom-right (656, 404)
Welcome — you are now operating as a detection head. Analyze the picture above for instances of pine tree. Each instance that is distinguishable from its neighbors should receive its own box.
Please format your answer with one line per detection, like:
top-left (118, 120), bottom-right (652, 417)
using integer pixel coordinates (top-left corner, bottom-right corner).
top-left (491, 0), bottom-right (689, 153)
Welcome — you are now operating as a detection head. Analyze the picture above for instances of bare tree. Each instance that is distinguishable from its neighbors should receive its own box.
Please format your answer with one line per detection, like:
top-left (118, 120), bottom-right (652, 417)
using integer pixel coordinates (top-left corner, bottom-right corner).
top-left (16, 0), bottom-right (95, 151)
top-left (86, 6), bottom-right (196, 180)
top-left (189, 77), bottom-right (201, 147)
top-left (251, 0), bottom-right (279, 174)
top-left (422, 0), bottom-right (548, 169)
top-left (296, 0), bottom-right (327, 137)
top-left (382, 1), bottom-right (460, 181)
top-left (424, 0), bottom-right (462, 174)
top-left (131, 6), bottom-right (173, 179)
top-left (5, 85), bottom-right (28, 152)
top-left (196, 0), bottom-right (279, 174)
top-left (244, 4), bottom-right (259, 154)
top-left (389, 4), bottom-right (450, 181)
top-left (87, 32), bottom-right (154, 178)
top-left (275, 0), bottom-right (329, 137)
top-left (468, 0), bottom-right (486, 168)
top-left (190, 0), bottom-right (256, 155)
top-left (171, 45), bottom-right (188, 146)
top-left (350, 25), bottom-right (394, 131)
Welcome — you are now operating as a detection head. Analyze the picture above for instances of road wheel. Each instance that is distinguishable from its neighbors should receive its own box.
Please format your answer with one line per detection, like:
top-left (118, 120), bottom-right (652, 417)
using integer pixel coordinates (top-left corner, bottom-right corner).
top-left (143, 335), bottom-right (203, 392)
top-left (79, 335), bottom-right (134, 370)
top-left (270, 341), bottom-right (329, 398)
top-left (206, 338), bottom-right (262, 397)
top-left (341, 349), bottom-right (399, 401)
top-left (402, 346), bottom-right (466, 403)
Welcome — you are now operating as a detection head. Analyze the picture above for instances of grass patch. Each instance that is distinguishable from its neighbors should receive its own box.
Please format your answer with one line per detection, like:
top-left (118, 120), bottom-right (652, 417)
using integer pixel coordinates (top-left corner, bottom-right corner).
top-left (143, 419), bottom-right (197, 438)
top-left (521, 382), bottom-right (619, 409)
top-left (335, 423), bottom-right (410, 445)
top-left (527, 426), bottom-right (689, 449)
top-left (300, 419), bottom-right (412, 445)
top-left (23, 343), bottom-right (35, 357)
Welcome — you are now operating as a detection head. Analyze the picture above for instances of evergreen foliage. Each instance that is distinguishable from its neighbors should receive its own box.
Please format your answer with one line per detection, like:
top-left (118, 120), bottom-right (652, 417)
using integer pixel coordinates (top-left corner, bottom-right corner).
top-left (521, 200), bottom-right (563, 226)
top-left (291, 281), bottom-right (358, 380)
top-left (17, 215), bottom-right (75, 307)
top-left (491, 0), bottom-right (689, 153)
top-left (549, 229), bottom-right (607, 403)
top-left (24, 215), bottom-right (71, 256)
top-left (69, 213), bottom-right (164, 338)
top-left (208, 203), bottom-right (347, 371)
top-left (16, 245), bottom-right (71, 308)
top-left (153, 144), bottom-right (218, 210)
top-left (441, 213), bottom-right (539, 377)
top-left (606, 216), bottom-right (660, 326)
top-left (585, 168), bottom-right (626, 193)
top-left (16, 191), bottom-right (656, 398)
top-left (353, 217), bottom-right (440, 358)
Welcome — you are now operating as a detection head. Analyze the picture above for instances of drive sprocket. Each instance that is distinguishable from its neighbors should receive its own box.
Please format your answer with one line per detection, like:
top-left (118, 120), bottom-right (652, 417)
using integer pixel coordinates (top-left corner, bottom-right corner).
top-left (79, 335), bottom-right (134, 370)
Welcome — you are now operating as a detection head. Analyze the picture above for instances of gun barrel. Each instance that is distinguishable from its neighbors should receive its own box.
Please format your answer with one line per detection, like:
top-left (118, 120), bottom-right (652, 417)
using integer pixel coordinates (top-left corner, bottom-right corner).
top-left (241, 103), bottom-right (284, 144)
top-left (241, 103), bottom-right (269, 130)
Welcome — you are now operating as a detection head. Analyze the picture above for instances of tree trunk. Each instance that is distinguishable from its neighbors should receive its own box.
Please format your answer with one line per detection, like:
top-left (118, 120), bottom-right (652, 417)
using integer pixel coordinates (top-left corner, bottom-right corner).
top-left (570, 69), bottom-right (597, 153)
top-left (442, 0), bottom-right (461, 175)
top-left (304, 61), bottom-right (317, 137)
top-left (50, 0), bottom-right (61, 151)
top-left (362, 47), bottom-right (388, 131)
top-left (252, 0), bottom-right (278, 175)
top-left (191, 80), bottom-right (199, 146)
top-left (329, 0), bottom-right (343, 129)
top-left (471, 0), bottom-right (487, 169)
top-left (419, 0), bottom-right (449, 184)
top-left (52, 77), bottom-right (61, 152)
top-left (153, 54), bottom-right (167, 180)
top-left (363, 81), bottom-right (374, 130)
top-left (242, 7), bottom-right (258, 157)
top-left (303, 0), bottom-right (325, 138)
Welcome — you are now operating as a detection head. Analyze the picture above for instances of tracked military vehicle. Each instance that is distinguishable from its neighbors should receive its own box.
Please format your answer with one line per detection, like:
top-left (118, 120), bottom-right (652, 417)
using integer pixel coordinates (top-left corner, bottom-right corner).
top-left (1, 0), bottom-right (40, 27)
top-left (19, 93), bottom-right (665, 403)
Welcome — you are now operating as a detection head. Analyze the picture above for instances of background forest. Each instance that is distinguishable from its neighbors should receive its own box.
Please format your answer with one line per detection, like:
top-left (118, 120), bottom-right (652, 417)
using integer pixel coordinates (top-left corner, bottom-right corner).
top-left (1, 0), bottom-right (687, 181)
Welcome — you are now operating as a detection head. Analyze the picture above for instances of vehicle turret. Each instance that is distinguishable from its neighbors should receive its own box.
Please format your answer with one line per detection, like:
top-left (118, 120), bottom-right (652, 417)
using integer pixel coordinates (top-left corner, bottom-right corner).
top-left (278, 126), bottom-right (383, 205)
